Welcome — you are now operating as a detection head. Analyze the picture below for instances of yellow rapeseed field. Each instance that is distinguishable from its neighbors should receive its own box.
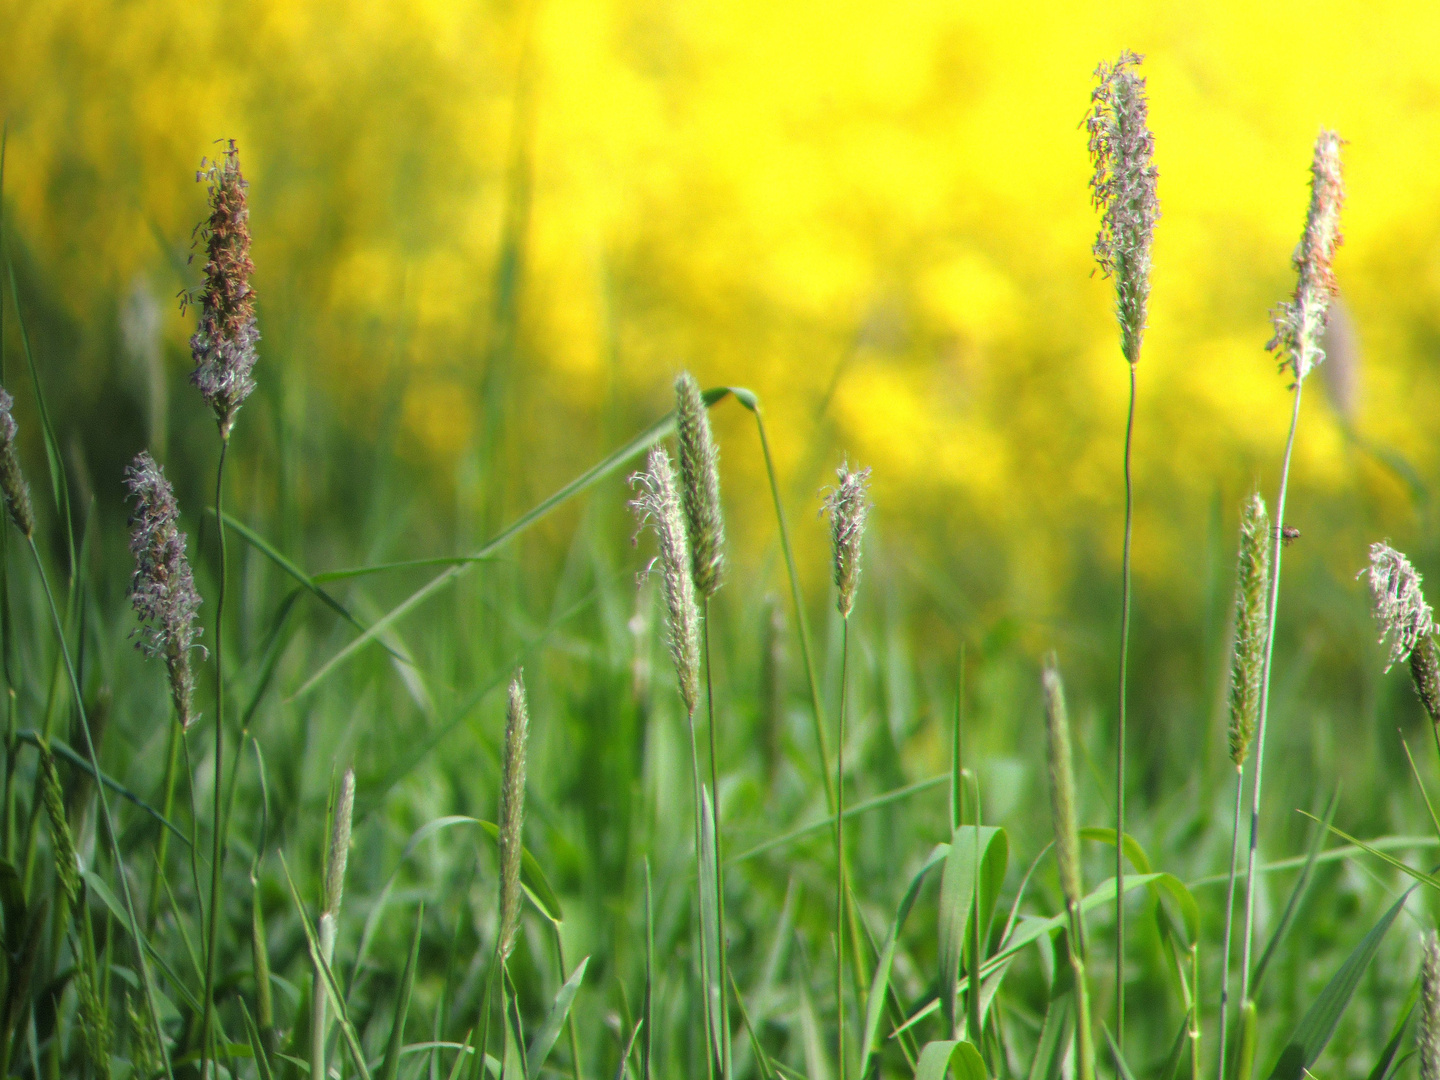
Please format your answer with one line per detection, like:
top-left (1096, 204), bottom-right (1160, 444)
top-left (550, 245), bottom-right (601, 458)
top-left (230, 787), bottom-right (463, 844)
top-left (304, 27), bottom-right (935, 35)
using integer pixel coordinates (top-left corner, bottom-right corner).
top-left (3, 0), bottom-right (1439, 622)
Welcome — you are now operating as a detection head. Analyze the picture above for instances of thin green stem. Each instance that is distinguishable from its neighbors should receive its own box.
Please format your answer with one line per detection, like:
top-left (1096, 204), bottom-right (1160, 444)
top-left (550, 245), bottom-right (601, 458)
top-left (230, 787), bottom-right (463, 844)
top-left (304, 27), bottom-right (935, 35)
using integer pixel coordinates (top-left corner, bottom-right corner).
top-left (1116, 359), bottom-right (1136, 1047)
top-left (686, 707), bottom-right (717, 1080)
top-left (703, 601), bottom-right (730, 1080)
top-left (148, 718), bottom-right (182, 932)
top-left (199, 434), bottom-right (230, 1077)
top-left (26, 535), bottom-right (172, 1080)
top-left (1238, 379), bottom-right (1304, 1010)
top-left (835, 618), bottom-right (849, 1080)
top-left (1216, 765), bottom-right (1244, 1079)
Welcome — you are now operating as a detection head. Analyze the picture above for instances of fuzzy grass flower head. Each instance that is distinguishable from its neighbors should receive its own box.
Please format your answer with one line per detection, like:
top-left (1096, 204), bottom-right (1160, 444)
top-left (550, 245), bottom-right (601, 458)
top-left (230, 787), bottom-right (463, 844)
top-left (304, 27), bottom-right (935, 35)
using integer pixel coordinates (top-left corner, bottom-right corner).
top-left (125, 451), bottom-right (203, 728)
top-left (188, 139), bottom-right (258, 437)
top-left (1363, 542), bottom-right (1433, 673)
top-left (1228, 493), bottom-right (1271, 767)
top-left (674, 372), bottom-right (725, 598)
top-left (1268, 131), bottom-right (1344, 382)
top-left (823, 461), bottom-right (871, 619)
top-left (1086, 49), bottom-right (1159, 366)
top-left (630, 445), bottom-right (701, 716)
top-left (0, 388), bottom-right (34, 538)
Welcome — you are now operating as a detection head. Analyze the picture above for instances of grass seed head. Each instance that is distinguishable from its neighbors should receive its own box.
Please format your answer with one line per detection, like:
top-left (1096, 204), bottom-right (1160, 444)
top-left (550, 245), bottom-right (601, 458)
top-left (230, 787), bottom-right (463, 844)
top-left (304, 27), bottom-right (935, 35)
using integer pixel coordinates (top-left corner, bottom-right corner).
top-left (0, 387), bottom-right (34, 537)
top-left (1041, 654), bottom-right (1083, 913)
top-left (323, 768), bottom-right (354, 918)
top-left (629, 446), bottom-right (701, 716)
top-left (498, 668), bottom-right (530, 961)
top-left (823, 461), bottom-right (871, 619)
top-left (125, 451), bottom-right (203, 729)
top-left (1424, 930), bottom-right (1440, 1080)
top-left (188, 139), bottom-right (258, 438)
top-left (1412, 636), bottom-right (1440, 726)
top-left (39, 743), bottom-right (80, 916)
top-left (1363, 542), bottom-right (1434, 673)
top-left (1267, 131), bottom-right (1344, 382)
top-left (1086, 49), bottom-right (1159, 366)
top-left (1228, 493), bottom-right (1271, 767)
top-left (675, 371), bottom-right (725, 598)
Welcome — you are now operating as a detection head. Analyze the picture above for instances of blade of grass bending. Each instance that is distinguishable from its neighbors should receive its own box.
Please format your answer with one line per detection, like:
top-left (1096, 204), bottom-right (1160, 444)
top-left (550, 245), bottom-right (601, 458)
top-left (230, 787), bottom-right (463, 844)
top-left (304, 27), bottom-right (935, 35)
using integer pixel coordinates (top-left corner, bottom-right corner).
top-left (278, 851), bottom-right (375, 1080)
top-left (728, 971), bottom-right (776, 1080)
top-left (219, 511), bottom-right (412, 666)
top-left (1189, 836), bottom-right (1440, 887)
top-left (525, 956), bottom-right (588, 1080)
top-left (859, 844), bottom-right (949, 1078)
top-left (1250, 789), bottom-right (1338, 995)
top-left (613, 1018), bottom-right (644, 1080)
top-left (13, 729), bottom-right (188, 845)
top-left (292, 405), bottom-right (681, 700)
top-left (913, 1040), bottom-right (986, 1080)
top-left (1265, 887), bottom-right (1411, 1080)
top-left (1298, 814), bottom-right (1440, 891)
top-left (313, 555), bottom-right (497, 582)
top-left (1400, 736), bottom-right (1440, 840)
top-left (379, 904), bottom-right (425, 1080)
top-left (729, 775), bottom-right (948, 865)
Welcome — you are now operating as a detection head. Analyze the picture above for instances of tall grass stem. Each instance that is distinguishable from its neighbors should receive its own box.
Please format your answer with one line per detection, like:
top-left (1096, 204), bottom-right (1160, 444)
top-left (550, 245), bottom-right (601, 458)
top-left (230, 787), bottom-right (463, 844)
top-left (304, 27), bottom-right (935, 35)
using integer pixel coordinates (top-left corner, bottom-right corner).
top-left (703, 602), bottom-right (730, 1079)
top-left (835, 617), bottom-right (849, 1080)
top-left (1116, 360), bottom-right (1135, 1045)
top-left (1217, 766), bottom-right (1244, 1077)
top-left (1238, 381), bottom-right (1303, 1008)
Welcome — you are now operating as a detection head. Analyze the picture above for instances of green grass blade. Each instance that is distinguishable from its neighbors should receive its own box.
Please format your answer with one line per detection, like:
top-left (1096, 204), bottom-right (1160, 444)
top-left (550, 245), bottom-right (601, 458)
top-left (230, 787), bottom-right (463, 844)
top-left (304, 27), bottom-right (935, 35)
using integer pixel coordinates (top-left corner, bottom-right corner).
top-left (1156, 1009), bottom-right (1190, 1080)
top-left (728, 970), bottom-right (775, 1080)
top-left (1264, 887), bottom-right (1412, 1080)
top-left (1298, 814), bottom-right (1440, 891)
top-left (643, 859), bottom-right (653, 1080)
top-left (912, 1040), bottom-right (986, 1080)
top-left (612, 1017), bottom-right (644, 1080)
top-left (698, 785), bottom-right (725, 1075)
top-left (524, 956), bottom-right (588, 1080)
top-left (240, 998), bottom-right (277, 1080)
top-left (860, 844), bottom-right (949, 1078)
top-left (1101, 1025), bottom-right (1137, 1080)
top-left (938, 827), bottom-right (1005, 1035)
top-left (1365, 990), bottom-right (1416, 1080)
top-left (1251, 791), bottom-right (1338, 994)
top-left (312, 556), bottom-right (497, 582)
top-left (1024, 992), bottom-right (1072, 1080)
top-left (292, 407), bottom-right (680, 700)
top-left (379, 903), bottom-right (425, 1080)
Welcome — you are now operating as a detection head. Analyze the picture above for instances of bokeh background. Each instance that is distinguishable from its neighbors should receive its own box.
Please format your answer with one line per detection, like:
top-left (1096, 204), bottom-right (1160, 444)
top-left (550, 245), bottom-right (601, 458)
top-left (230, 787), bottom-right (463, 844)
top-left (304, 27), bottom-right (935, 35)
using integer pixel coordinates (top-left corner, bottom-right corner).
top-left (5, 0), bottom-right (1440, 1072)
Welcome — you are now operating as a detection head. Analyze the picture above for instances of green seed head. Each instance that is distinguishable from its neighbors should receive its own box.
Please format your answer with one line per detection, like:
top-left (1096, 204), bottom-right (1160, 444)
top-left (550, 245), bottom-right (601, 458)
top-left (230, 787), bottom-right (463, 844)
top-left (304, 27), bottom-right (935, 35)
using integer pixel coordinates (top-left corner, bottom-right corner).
top-left (1423, 930), bottom-right (1440, 1080)
top-left (1227, 492), bottom-right (1271, 767)
top-left (0, 387), bottom-right (35, 538)
top-left (498, 668), bottom-right (530, 960)
top-left (323, 769), bottom-right (354, 918)
top-left (40, 744), bottom-right (80, 915)
top-left (674, 372), bottom-right (725, 598)
top-left (1041, 654), bottom-right (1083, 913)
top-left (1413, 636), bottom-right (1440, 727)
top-left (823, 462), bottom-right (872, 620)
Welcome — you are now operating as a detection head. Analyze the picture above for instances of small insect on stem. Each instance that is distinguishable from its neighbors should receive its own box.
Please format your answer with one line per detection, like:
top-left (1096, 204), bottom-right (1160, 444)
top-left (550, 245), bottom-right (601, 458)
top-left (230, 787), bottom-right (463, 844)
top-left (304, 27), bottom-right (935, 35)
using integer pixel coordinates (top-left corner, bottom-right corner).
top-left (1281, 526), bottom-right (1301, 547)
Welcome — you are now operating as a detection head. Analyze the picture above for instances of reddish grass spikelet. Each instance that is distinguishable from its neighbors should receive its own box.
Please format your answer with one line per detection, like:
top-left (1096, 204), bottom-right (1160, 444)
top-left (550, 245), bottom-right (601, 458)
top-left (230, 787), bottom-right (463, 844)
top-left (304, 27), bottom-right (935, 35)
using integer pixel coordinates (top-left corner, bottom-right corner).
top-left (1086, 49), bottom-right (1159, 366)
top-left (1268, 131), bottom-right (1344, 382)
top-left (125, 452), bottom-right (203, 728)
top-left (187, 140), bottom-right (258, 437)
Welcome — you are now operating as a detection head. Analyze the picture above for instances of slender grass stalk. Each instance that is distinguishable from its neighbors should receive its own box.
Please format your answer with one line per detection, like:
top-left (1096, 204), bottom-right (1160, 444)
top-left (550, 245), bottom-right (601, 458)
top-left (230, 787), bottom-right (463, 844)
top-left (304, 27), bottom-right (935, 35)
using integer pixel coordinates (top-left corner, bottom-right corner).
top-left (312, 768), bottom-right (354, 1080)
top-left (1086, 51), bottom-right (1159, 1044)
top-left (835, 617), bottom-right (849, 1079)
top-left (702, 602), bottom-right (731, 1078)
top-left (199, 435), bottom-right (230, 1076)
top-left (1239, 128), bottom-right (1343, 1019)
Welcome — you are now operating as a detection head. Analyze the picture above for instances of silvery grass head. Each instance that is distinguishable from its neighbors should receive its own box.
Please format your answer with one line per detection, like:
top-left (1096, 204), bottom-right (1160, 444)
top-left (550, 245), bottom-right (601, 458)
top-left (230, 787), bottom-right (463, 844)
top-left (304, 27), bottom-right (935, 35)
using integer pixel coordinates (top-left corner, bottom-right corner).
top-left (823, 462), bottom-right (871, 620)
top-left (1086, 49), bottom-right (1159, 367)
top-left (1424, 930), bottom-right (1440, 1080)
top-left (1228, 493), bottom-right (1271, 768)
top-left (187, 139), bottom-right (258, 439)
top-left (498, 669), bottom-right (530, 961)
top-left (125, 452), bottom-right (203, 729)
top-left (1268, 131), bottom-right (1344, 383)
top-left (0, 387), bottom-right (34, 537)
top-left (674, 372), bottom-right (725, 598)
top-left (323, 769), bottom-right (355, 920)
top-left (630, 446), bottom-right (701, 716)
top-left (1363, 542), bottom-right (1440, 723)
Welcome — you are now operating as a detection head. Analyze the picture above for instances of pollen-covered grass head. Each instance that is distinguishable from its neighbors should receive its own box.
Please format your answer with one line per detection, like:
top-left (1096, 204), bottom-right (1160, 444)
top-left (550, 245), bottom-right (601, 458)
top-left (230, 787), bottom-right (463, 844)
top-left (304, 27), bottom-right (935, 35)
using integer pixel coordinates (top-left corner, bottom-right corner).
top-left (1227, 493), bottom-right (1270, 768)
top-left (1086, 49), bottom-right (1159, 366)
top-left (1362, 542), bottom-right (1433, 673)
top-left (674, 372), bottom-right (725, 598)
top-left (1268, 131), bottom-right (1344, 382)
top-left (188, 139), bottom-right (258, 438)
top-left (630, 445), bottom-right (701, 716)
top-left (125, 451), bottom-right (203, 729)
top-left (822, 461), bottom-right (871, 620)
top-left (0, 387), bottom-right (35, 538)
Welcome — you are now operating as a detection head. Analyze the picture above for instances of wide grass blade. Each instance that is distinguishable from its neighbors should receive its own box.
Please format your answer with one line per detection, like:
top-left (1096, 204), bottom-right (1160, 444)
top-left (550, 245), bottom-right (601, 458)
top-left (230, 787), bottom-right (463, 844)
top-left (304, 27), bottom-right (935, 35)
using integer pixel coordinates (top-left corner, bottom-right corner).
top-left (525, 956), bottom-right (588, 1080)
top-left (938, 827), bottom-right (1006, 1035)
top-left (1250, 792), bottom-right (1337, 994)
top-left (912, 1039), bottom-right (986, 1080)
top-left (1264, 887), bottom-right (1412, 1080)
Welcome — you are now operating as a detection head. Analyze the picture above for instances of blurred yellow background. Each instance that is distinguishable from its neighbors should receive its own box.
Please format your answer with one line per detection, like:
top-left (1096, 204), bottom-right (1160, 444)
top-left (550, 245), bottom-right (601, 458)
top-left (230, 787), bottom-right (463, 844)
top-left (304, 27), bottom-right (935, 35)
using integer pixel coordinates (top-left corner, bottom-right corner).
top-left (3, 0), bottom-right (1440, 635)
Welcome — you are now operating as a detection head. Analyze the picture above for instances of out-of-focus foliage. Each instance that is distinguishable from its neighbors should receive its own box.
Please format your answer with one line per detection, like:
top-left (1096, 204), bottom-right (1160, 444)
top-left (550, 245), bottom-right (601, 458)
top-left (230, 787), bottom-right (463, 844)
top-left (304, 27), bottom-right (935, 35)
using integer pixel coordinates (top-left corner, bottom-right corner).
top-left (3, 0), bottom-right (1440, 641)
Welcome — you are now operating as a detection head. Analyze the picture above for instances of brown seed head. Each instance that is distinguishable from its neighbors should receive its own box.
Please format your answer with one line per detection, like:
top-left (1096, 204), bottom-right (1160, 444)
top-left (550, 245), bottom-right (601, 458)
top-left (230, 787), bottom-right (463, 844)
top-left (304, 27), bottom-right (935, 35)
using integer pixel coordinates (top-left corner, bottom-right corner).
top-left (188, 140), bottom-right (258, 437)
top-left (0, 388), bottom-right (34, 537)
